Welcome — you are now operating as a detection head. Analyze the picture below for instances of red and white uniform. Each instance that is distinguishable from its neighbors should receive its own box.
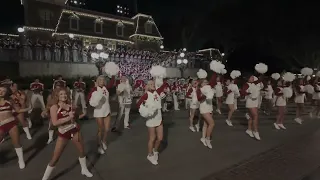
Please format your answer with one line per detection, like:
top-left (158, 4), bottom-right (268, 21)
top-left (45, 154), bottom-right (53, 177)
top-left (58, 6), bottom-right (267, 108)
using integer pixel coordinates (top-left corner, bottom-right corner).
top-left (53, 80), bottom-right (66, 89)
top-left (275, 86), bottom-right (286, 106)
top-left (88, 77), bottom-right (115, 118)
top-left (56, 105), bottom-right (79, 139)
top-left (241, 81), bottom-right (260, 108)
top-left (73, 81), bottom-right (87, 110)
top-left (186, 87), bottom-right (199, 109)
top-left (134, 79), bottom-right (145, 90)
top-left (11, 91), bottom-right (23, 108)
top-left (196, 87), bottom-right (214, 114)
top-left (0, 101), bottom-right (17, 134)
top-left (30, 82), bottom-right (45, 110)
top-left (171, 82), bottom-right (180, 110)
top-left (137, 83), bottom-right (167, 127)
top-left (225, 83), bottom-right (240, 105)
top-left (294, 85), bottom-right (305, 103)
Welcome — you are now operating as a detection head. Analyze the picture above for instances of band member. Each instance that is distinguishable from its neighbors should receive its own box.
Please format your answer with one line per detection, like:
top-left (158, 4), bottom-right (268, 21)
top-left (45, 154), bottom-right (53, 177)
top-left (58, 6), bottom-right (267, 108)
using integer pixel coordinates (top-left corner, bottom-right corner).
top-left (163, 83), bottom-right (171, 112)
top-left (53, 75), bottom-right (66, 89)
top-left (185, 79), bottom-right (192, 109)
top-left (274, 80), bottom-right (287, 130)
top-left (133, 76), bottom-right (145, 90)
top-left (73, 77), bottom-right (87, 113)
top-left (41, 88), bottom-right (92, 180)
top-left (88, 75), bottom-right (115, 155)
top-left (137, 80), bottom-right (168, 165)
top-left (11, 83), bottom-right (32, 140)
top-left (0, 85), bottom-right (29, 169)
top-left (114, 76), bottom-right (132, 130)
top-left (241, 76), bottom-right (261, 140)
top-left (294, 78), bottom-right (305, 124)
top-left (30, 78), bottom-right (45, 112)
top-left (186, 80), bottom-right (200, 132)
top-left (196, 79), bottom-right (215, 149)
top-left (171, 81), bottom-right (180, 110)
top-left (225, 78), bottom-right (240, 127)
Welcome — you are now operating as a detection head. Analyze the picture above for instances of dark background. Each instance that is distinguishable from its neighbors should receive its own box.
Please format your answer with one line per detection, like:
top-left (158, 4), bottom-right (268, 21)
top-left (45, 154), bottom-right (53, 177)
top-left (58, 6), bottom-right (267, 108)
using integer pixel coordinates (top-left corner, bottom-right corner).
top-left (2, 0), bottom-right (320, 73)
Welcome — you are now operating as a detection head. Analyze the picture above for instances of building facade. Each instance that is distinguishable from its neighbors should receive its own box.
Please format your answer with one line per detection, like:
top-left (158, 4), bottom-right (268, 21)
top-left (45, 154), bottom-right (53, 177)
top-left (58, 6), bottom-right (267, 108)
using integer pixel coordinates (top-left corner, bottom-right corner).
top-left (22, 0), bottom-right (163, 51)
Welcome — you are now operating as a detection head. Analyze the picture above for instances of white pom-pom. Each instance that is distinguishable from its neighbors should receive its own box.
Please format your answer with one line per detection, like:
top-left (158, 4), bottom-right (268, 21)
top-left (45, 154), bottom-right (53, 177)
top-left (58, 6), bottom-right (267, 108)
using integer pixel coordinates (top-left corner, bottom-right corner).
top-left (271, 73), bottom-right (281, 80)
top-left (316, 71), bottom-right (320, 77)
top-left (255, 63), bottom-right (268, 74)
top-left (200, 85), bottom-right (214, 99)
top-left (150, 65), bottom-right (166, 78)
top-left (89, 91), bottom-right (103, 107)
top-left (301, 67), bottom-right (313, 76)
top-left (139, 103), bottom-right (157, 118)
top-left (304, 84), bottom-right (314, 94)
top-left (221, 69), bottom-right (227, 75)
top-left (282, 72), bottom-right (295, 82)
top-left (248, 84), bottom-right (259, 98)
top-left (104, 62), bottom-right (120, 77)
top-left (155, 77), bottom-right (163, 88)
top-left (197, 69), bottom-right (207, 79)
top-left (210, 60), bottom-right (225, 73)
top-left (306, 75), bottom-right (311, 81)
top-left (282, 87), bottom-right (293, 98)
top-left (230, 70), bottom-right (241, 79)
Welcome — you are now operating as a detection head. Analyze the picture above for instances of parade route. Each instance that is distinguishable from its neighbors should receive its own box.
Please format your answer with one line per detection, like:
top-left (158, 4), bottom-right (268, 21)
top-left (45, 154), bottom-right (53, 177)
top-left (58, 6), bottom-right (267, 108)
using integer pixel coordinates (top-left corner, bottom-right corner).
top-left (1, 107), bottom-right (320, 180)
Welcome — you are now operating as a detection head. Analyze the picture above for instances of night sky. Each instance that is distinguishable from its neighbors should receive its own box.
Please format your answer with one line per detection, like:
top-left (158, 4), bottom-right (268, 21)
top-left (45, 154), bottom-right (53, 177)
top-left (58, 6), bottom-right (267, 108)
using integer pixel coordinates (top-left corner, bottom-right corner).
top-left (1, 0), bottom-right (320, 73)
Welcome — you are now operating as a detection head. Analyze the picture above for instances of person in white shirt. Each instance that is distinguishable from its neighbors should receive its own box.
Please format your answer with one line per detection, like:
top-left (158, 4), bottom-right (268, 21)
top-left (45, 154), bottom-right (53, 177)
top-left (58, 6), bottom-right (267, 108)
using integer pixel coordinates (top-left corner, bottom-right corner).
top-left (115, 76), bottom-right (132, 130)
top-left (225, 79), bottom-right (240, 126)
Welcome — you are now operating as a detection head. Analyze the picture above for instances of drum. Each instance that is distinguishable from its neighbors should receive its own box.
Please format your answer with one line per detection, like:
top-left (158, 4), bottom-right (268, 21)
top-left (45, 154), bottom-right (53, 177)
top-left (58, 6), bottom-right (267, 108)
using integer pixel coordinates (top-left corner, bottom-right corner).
top-left (160, 92), bottom-right (166, 99)
top-left (166, 94), bottom-right (173, 102)
top-left (178, 92), bottom-right (185, 100)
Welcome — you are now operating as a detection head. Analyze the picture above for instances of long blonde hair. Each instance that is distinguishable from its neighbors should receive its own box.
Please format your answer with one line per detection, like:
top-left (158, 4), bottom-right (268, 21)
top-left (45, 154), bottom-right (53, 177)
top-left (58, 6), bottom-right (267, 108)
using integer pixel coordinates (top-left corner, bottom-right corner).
top-left (52, 88), bottom-right (71, 105)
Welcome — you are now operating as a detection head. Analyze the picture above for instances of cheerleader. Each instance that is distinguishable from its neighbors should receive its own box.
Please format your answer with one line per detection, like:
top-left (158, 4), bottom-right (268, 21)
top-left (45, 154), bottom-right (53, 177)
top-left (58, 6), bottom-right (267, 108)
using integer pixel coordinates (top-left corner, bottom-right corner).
top-left (225, 78), bottom-right (240, 126)
top-left (172, 81), bottom-right (180, 110)
top-left (10, 83), bottom-right (32, 140)
top-left (214, 76), bottom-right (223, 114)
top-left (294, 78), bottom-right (305, 124)
top-left (136, 80), bottom-right (168, 165)
top-left (186, 80), bottom-right (200, 132)
top-left (257, 80), bottom-right (264, 109)
top-left (196, 76), bottom-right (215, 149)
top-left (41, 88), bottom-right (92, 180)
top-left (0, 85), bottom-right (29, 169)
top-left (274, 80), bottom-right (287, 129)
top-left (241, 76), bottom-right (261, 140)
top-left (115, 76), bottom-right (132, 130)
top-left (262, 79), bottom-right (274, 115)
top-left (88, 75), bottom-right (115, 155)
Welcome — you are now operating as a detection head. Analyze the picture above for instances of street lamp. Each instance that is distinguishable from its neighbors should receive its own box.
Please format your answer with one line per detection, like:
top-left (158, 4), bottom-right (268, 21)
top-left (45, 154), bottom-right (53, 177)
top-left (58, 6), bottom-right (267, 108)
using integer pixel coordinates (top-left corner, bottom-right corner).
top-left (17, 27), bottom-right (24, 33)
top-left (221, 53), bottom-right (225, 56)
top-left (68, 33), bottom-right (74, 38)
top-left (160, 45), bottom-right (164, 49)
top-left (96, 44), bottom-right (103, 50)
top-left (183, 48), bottom-right (187, 51)
top-left (180, 52), bottom-right (185, 58)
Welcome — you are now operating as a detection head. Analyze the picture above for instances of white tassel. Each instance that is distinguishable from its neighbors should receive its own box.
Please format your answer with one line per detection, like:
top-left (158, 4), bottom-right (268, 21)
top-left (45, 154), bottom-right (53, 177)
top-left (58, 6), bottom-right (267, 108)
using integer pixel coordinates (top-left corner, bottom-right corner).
top-left (230, 70), bottom-right (241, 79)
top-left (271, 73), bottom-right (280, 80)
top-left (255, 63), bottom-right (268, 74)
top-left (89, 91), bottom-right (103, 107)
top-left (301, 67), bottom-right (313, 76)
top-left (282, 72), bottom-right (295, 82)
top-left (283, 87), bottom-right (293, 98)
top-left (197, 69), bottom-right (207, 79)
top-left (104, 62), bottom-right (120, 77)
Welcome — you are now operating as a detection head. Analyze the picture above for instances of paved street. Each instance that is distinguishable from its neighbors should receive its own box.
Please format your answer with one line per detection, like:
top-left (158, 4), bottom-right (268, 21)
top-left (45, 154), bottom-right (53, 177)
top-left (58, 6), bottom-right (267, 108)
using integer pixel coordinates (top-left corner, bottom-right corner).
top-left (1, 101), bottom-right (320, 180)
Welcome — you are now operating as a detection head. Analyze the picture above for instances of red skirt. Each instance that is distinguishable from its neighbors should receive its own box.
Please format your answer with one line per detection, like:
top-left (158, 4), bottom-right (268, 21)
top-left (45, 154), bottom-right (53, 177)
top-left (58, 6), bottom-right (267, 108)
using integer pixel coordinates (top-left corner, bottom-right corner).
top-left (0, 120), bottom-right (18, 134)
top-left (58, 125), bottom-right (80, 140)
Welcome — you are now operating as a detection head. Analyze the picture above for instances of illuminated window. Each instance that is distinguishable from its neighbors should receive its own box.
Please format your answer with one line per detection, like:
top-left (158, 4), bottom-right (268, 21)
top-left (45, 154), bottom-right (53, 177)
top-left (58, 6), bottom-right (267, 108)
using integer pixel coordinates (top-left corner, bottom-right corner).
top-left (94, 18), bottom-right (103, 34)
top-left (69, 13), bottom-right (79, 31)
top-left (116, 21), bottom-right (124, 37)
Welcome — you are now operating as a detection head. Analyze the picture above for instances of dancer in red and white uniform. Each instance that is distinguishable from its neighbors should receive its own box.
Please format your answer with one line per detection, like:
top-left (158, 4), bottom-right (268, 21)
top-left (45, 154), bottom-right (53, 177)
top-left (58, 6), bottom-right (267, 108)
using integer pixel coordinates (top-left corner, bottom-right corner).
top-left (185, 79), bottom-right (193, 109)
top-left (137, 79), bottom-right (168, 165)
top-left (186, 80), bottom-right (200, 132)
top-left (116, 76), bottom-right (132, 129)
top-left (214, 75), bottom-right (223, 114)
top-left (73, 77), bottom-right (87, 113)
top-left (274, 80), bottom-right (288, 130)
top-left (0, 85), bottom-right (28, 169)
top-left (88, 75), bottom-right (115, 154)
top-left (241, 76), bottom-right (261, 140)
top-left (53, 75), bottom-right (66, 89)
top-left (11, 83), bottom-right (32, 140)
top-left (42, 88), bottom-right (92, 180)
top-left (30, 78), bottom-right (45, 112)
top-left (196, 69), bottom-right (215, 149)
top-left (224, 78), bottom-right (240, 126)
top-left (162, 82), bottom-right (171, 112)
top-left (171, 81), bottom-right (180, 110)
top-left (294, 78), bottom-right (305, 124)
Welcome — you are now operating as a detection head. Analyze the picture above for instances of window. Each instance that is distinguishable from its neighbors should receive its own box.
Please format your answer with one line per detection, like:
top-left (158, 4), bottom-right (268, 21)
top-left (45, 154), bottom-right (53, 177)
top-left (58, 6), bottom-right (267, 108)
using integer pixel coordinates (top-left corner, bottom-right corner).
top-left (116, 21), bottom-right (124, 37)
top-left (94, 18), bottom-right (103, 34)
top-left (69, 13), bottom-right (79, 31)
top-left (145, 19), bottom-right (153, 34)
top-left (39, 10), bottom-right (53, 27)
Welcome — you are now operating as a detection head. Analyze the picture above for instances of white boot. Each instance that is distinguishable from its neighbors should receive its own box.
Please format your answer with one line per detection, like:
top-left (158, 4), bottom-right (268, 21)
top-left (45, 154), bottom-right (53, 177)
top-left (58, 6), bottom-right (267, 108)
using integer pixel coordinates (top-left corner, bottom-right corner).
top-left (15, 147), bottom-right (25, 169)
top-left (23, 127), bottom-right (32, 140)
top-left (79, 157), bottom-right (93, 177)
top-left (27, 118), bottom-right (32, 128)
top-left (47, 130), bottom-right (54, 144)
top-left (42, 165), bottom-right (55, 180)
